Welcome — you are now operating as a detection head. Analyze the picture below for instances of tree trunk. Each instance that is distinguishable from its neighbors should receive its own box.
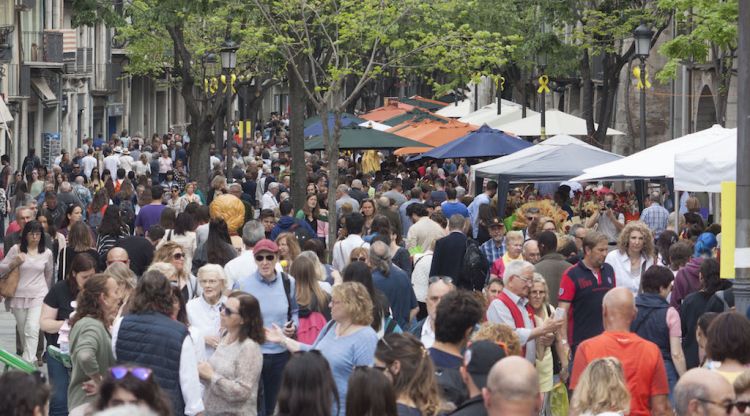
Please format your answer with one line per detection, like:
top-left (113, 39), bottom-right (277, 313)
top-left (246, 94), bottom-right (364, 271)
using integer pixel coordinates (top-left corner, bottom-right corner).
top-left (594, 54), bottom-right (621, 150)
top-left (289, 56), bottom-right (308, 213)
top-left (580, 49), bottom-right (596, 143)
top-left (187, 119), bottom-right (213, 191)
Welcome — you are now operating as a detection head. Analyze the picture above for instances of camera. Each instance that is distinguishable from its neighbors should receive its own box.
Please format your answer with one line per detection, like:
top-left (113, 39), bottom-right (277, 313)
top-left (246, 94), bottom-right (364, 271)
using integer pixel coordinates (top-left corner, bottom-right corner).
top-left (605, 201), bottom-right (614, 209)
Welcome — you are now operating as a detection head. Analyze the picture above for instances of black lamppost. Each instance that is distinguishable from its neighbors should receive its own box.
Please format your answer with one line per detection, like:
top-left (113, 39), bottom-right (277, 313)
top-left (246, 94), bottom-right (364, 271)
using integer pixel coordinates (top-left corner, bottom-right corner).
top-left (634, 23), bottom-right (653, 151)
top-left (537, 51), bottom-right (548, 140)
top-left (220, 38), bottom-right (238, 182)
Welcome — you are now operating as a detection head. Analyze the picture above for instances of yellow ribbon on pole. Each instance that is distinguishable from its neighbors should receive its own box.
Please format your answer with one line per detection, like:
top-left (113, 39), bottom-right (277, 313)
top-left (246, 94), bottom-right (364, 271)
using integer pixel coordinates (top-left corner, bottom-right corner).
top-left (204, 77), bottom-right (219, 94)
top-left (633, 66), bottom-right (652, 89)
top-left (495, 75), bottom-right (505, 92)
top-left (537, 75), bottom-right (550, 94)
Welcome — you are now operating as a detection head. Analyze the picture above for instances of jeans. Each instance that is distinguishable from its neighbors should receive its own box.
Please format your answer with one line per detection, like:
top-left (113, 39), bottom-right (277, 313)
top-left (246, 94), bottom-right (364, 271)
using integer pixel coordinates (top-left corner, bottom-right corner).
top-left (258, 351), bottom-right (290, 416)
top-left (11, 305), bottom-right (42, 363)
top-left (665, 359), bottom-right (679, 406)
top-left (47, 352), bottom-right (71, 416)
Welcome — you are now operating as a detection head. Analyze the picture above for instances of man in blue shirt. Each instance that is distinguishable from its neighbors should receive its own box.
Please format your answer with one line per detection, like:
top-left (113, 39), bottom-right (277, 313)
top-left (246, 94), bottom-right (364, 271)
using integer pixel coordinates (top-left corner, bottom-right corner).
top-left (369, 241), bottom-right (418, 329)
top-left (236, 239), bottom-right (298, 415)
top-left (468, 181), bottom-right (498, 238)
top-left (399, 187), bottom-right (422, 237)
top-left (641, 191), bottom-right (670, 239)
top-left (441, 187), bottom-right (469, 219)
top-left (480, 218), bottom-right (506, 265)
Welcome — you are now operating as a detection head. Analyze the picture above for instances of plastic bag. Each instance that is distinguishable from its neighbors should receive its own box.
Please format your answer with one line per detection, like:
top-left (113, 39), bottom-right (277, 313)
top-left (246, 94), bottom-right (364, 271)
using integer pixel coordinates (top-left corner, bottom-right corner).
top-left (550, 381), bottom-right (569, 416)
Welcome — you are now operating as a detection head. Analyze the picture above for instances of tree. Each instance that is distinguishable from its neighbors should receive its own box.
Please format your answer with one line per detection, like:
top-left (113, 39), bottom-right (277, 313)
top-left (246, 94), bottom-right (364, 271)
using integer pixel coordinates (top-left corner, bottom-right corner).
top-left (251, 0), bottom-right (516, 246)
top-left (71, 0), bottom-right (283, 190)
top-left (656, 0), bottom-right (738, 126)
top-left (571, 1), bottom-right (671, 149)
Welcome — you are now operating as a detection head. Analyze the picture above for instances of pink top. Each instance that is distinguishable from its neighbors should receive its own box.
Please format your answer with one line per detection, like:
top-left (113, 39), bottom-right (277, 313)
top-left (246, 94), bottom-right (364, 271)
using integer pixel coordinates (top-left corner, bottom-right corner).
top-left (159, 156), bottom-right (173, 174)
top-left (0, 244), bottom-right (53, 308)
top-left (666, 306), bottom-right (681, 337)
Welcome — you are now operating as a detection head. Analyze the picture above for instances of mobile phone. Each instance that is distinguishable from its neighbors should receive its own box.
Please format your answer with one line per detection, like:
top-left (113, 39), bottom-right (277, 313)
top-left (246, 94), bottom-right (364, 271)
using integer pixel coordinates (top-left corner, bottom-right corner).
top-left (554, 307), bottom-right (565, 320)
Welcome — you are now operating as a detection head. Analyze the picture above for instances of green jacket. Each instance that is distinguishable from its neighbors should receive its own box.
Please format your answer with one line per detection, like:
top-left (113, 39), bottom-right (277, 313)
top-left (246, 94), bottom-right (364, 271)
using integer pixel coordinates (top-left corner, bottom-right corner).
top-left (68, 317), bottom-right (116, 411)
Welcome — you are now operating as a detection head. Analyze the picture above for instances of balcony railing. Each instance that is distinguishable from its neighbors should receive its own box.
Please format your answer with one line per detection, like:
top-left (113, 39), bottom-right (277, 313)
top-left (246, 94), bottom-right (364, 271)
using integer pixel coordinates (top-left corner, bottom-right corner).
top-left (21, 30), bottom-right (64, 64)
top-left (64, 47), bottom-right (93, 74)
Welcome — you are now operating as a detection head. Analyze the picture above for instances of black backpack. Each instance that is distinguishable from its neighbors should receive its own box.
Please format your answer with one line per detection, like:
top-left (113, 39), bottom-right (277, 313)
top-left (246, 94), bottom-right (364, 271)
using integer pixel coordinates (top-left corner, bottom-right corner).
top-left (289, 221), bottom-right (314, 247)
top-left (457, 238), bottom-right (489, 291)
top-left (119, 199), bottom-right (135, 226)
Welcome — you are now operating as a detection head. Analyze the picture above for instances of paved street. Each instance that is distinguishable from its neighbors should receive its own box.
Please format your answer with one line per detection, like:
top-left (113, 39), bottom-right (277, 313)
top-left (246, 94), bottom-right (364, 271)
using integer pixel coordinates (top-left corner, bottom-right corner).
top-left (0, 310), bottom-right (15, 354)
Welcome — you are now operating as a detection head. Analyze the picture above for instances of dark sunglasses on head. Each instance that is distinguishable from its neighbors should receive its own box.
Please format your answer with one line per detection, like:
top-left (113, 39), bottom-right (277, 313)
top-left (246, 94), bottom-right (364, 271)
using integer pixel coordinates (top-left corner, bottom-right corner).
top-left (351, 256), bottom-right (367, 262)
top-left (111, 366), bottom-right (152, 381)
top-left (255, 254), bottom-right (275, 262)
top-left (428, 276), bottom-right (454, 285)
top-left (173, 252), bottom-right (184, 260)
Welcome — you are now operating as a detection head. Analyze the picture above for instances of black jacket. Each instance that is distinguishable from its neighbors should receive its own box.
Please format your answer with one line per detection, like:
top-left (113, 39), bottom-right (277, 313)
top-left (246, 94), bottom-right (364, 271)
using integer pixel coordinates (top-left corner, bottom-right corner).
top-left (430, 231), bottom-right (467, 280)
top-left (450, 396), bottom-right (486, 416)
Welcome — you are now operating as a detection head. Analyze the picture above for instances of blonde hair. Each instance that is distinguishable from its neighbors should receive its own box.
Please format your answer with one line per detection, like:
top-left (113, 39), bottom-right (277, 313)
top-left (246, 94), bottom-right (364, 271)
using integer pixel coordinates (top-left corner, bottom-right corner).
top-left (471, 323), bottom-right (522, 356)
top-left (506, 230), bottom-right (524, 244)
top-left (105, 262), bottom-right (136, 293)
top-left (147, 262), bottom-right (177, 281)
top-left (332, 282), bottom-right (373, 326)
top-left (275, 232), bottom-right (301, 261)
top-left (349, 247), bottom-right (369, 262)
top-left (570, 357), bottom-right (631, 415)
top-left (154, 241), bottom-right (189, 283)
top-left (616, 221), bottom-right (655, 259)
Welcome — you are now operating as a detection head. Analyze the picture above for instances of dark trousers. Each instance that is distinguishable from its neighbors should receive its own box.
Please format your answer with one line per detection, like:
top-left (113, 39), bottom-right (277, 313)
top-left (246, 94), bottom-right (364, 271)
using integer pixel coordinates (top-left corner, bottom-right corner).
top-left (258, 351), bottom-right (290, 416)
top-left (46, 352), bottom-right (71, 416)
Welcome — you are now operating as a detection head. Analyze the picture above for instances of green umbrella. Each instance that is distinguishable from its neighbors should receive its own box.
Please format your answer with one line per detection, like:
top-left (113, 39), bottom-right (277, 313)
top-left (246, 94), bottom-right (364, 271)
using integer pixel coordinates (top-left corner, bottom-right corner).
top-left (304, 124), bottom-right (433, 151)
top-left (382, 108), bottom-right (447, 127)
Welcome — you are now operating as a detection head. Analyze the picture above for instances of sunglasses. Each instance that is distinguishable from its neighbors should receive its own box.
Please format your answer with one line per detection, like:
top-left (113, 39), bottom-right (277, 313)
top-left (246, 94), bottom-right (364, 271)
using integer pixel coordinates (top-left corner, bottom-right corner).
top-left (351, 257), bottom-right (367, 262)
top-left (219, 303), bottom-right (238, 316)
top-left (111, 366), bottom-right (152, 381)
top-left (173, 252), bottom-right (184, 260)
top-left (255, 254), bottom-right (276, 262)
top-left (735, 401), bottom-right (750, 413)
top-left (429, 276), bottom-right (454, 285)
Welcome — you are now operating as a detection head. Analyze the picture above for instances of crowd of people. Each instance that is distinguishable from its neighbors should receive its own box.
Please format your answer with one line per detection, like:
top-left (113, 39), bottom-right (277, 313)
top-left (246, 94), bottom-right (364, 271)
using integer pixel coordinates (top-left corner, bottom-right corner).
top-left (0, 122), bottom-right (747, 416)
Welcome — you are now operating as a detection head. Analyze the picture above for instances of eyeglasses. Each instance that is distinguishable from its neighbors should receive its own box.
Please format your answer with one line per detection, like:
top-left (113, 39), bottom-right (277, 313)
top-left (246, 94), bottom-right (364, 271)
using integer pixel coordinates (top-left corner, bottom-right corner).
top-left (515, 275), bottom-right (533, 285)
top-left (173, 252), bottom-right (184, 260)
top-left (255, 254), bottom-right (276, 262)
top-left (111, 366), bottom-right (152, 381)
top-left (695, 398), bottom-right (735, 415)
top-left (428, 276), bottom-right (454, 285)
top-left (219, 303), bottom-right (238, 316)
top-left (734, 401), bottom-right (750, 413)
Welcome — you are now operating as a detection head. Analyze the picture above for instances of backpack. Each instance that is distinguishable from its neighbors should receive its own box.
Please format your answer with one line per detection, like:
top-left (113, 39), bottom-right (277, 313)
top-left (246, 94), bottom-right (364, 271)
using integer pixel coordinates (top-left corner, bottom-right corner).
top-left (298, 311), bottom-right (328, 344)
top-left (458, 238), bottom-right (489, 291)
top-left (119, 199), bottom-right (135, 226)
top-left (289, 221), bottom-right (313, 247)
top-left (434, 365), bottom-right (468, 408)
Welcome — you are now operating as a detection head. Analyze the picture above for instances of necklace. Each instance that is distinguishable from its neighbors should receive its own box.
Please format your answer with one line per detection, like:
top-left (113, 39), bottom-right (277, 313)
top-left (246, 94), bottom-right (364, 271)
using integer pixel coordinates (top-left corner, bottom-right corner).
top-left (336, 322), bottom-right (354, 337)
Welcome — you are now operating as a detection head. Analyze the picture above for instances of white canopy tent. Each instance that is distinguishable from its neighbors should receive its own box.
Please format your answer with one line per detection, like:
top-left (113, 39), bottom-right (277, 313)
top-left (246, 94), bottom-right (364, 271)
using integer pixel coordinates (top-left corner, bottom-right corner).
top-left (358, 120), bottom-right (392, 131)
top-left (674, 132), bottom-right (736, 192)
top-left (571, 124), bottom-right (736, 182)
top-left (459, 102), bottom-right (539, 128)
top-left (0, 99), bottom-right (14, 143)
top-left (495, 109), bottom-right (625, 136)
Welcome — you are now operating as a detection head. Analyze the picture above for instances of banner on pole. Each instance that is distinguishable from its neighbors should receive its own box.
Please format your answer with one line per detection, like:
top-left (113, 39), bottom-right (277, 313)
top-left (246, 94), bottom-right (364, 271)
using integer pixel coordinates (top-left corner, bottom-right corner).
top-left (721, 181), bottom-right (736, 279)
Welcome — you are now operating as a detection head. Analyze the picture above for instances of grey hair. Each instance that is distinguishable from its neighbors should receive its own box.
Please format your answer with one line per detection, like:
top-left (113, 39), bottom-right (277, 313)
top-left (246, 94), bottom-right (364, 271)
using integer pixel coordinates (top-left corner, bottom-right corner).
top-left (197, 264), bottom-right (229, 288)
top-left (147, 262), bottom-right (177, 281)
top-left (298, 251), bottom-right (327, 281)
top-left (502, 260), bottom-right (535, 286)
top-left (369, 241), bottom-right (391, 275)
top-left (448, 214), bottom-right (466, 231)
top-left (568, 223), bottom-right (585, 237)
top-left (60, 181), bottom-right (72, 192)
top-left (673, 382), bottom-right (708, 416)
top-left (242, 220), bottom-right (266, 247)
top-left (455, 186), bottom-right (466, 199)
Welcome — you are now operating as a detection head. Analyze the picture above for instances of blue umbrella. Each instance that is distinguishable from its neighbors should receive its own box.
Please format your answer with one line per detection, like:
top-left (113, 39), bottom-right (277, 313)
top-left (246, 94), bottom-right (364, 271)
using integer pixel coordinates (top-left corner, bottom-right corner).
top-left (304, 114), bottom-right (366, 137)
top-left (408, 124), bottom-right (532, 161)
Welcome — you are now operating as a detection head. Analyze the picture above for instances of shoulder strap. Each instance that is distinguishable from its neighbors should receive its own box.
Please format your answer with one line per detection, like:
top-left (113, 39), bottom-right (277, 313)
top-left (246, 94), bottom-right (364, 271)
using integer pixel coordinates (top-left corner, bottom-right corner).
top-left (281, 272), bottom-right (292, 322)
top-left (496, 292), bottom-right (526, 329)
top-left (632, 307), bottom-right (659, 334)
top-left (385, 317), bottom-right (398, 334)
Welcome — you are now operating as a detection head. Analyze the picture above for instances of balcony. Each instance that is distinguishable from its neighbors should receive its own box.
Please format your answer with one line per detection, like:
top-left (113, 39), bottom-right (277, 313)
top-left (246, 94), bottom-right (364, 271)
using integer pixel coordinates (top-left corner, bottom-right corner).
top-left (64, 47), bottom-right (93, 75)
top-left (21, 30), bottom-right (64, 69)
top-left (90, 63), bottom-right (120, 95)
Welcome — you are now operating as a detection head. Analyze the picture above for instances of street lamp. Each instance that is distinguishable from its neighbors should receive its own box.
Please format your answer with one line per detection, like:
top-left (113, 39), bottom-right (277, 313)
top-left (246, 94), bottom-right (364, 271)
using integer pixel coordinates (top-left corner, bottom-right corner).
top-left (221, 38), bottom-right (238, 182)
top-left (633, 23), bottom-right (653, 151)
top-left (537, 51), bottom-right (548, 140)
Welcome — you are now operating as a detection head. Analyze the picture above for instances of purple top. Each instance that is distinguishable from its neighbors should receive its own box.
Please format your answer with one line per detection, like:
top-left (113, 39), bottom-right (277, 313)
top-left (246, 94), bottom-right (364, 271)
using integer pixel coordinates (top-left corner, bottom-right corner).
top-left (134, 204), bottom-right (166, 234)
top-left (670, 257), bottom-right (704, 312)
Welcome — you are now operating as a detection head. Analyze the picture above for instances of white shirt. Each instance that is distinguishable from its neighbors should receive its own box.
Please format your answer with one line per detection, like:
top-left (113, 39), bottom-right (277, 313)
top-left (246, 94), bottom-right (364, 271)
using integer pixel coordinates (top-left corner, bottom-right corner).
top-left (605, 249), bottom-right (654, 295)
top-left (186, 295), bottom-right (227, 357)
top-left (420, 316), bottom-right (435, 349)
top-left (119, 155), bottom-right (135, 174)
top-left (261, 191), bottom-right (279, 211)
top-left (331, 234), bottom-right (370, 272)
top-left (411, 251), bottom-right (433, 303)
top-left (111, 316), bottom-right (205, 415)
top-left (133, 160), bottom-right (150, 177)
top-left (103, 154), bottom-right (120, 176)
top-left (81, 155), bottom-right (98, 179)
top-left (486, 288), bottom-right (536, 363)
top-left (597, 211), bottom-right (625, 243)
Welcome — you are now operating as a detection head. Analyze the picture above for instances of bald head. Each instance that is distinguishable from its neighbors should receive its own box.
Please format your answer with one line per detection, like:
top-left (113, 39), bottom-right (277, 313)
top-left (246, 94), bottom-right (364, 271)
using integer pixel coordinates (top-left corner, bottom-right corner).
top-left (602, 287), bottom-right (637, 330)
top-left (106, 247), bottom-right (130, 266)
top-left (674, 368), bottom-right (735, 416)
top-left (483, 357), bottom-right (540, 416)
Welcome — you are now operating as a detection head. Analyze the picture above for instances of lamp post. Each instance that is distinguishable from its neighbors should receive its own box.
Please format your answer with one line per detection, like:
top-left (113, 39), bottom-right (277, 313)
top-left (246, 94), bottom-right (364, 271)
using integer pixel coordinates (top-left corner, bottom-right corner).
top-left (633, 23), bottom-right (653, 151)
top-left (220, 38), bottom-right (238, 182)
top-left (537, 52), bottom-right (548, 140)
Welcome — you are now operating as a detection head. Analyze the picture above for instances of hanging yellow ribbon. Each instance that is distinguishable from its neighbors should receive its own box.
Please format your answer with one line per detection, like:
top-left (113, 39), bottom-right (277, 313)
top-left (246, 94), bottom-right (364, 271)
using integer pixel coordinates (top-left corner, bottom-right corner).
top-left (495, 75), bottom-right (505, 92)
top-left (204, 77), bottom-right (219, 94)
top-left (220, 74), bottom-right (237, 94)
top-left (537, 75), bottom-right (550, 94)
top-left (633, 66), bottom-right (652, 89)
